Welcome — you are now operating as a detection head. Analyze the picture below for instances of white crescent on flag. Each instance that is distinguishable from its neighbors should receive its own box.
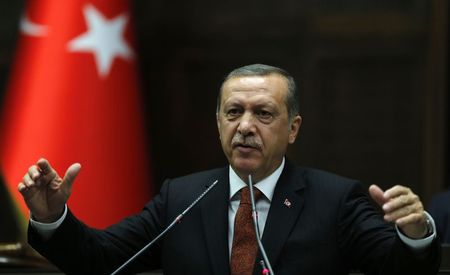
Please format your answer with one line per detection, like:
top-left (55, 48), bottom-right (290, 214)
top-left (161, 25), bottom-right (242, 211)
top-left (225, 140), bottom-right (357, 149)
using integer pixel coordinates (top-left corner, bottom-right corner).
top-left (20, 14), bottom-right (49, 37)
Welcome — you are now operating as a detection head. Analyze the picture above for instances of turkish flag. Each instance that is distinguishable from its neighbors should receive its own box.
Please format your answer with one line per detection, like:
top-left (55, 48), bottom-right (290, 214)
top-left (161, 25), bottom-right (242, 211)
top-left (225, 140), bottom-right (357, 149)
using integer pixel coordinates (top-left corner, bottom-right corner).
top-left (0, 0), bottom-right (152, 228)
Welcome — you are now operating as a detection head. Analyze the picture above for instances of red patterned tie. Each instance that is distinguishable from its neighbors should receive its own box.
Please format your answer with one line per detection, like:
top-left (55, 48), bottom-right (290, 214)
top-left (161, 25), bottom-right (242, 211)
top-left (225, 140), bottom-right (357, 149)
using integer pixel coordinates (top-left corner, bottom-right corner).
top-left (230, 186), bottom-right (262, 275)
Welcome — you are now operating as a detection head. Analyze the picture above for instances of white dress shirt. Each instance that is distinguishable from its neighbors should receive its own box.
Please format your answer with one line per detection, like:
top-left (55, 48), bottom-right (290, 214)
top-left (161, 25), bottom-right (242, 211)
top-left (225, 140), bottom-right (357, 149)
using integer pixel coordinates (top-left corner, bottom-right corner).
top-left (228, 158), bottom-right (285, 256)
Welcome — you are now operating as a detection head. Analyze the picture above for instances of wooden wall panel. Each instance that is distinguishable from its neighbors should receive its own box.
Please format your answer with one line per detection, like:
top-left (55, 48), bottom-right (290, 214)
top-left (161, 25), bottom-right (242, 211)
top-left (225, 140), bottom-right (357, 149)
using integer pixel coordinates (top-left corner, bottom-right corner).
top-left (293, 57), bottom-right (423, 192)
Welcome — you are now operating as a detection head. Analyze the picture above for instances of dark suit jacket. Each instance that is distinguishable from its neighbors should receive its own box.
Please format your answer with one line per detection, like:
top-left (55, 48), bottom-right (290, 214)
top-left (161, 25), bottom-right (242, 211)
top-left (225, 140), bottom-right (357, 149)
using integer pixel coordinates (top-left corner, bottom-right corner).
top-left (29, 161), bottom-right (441, 275)
top-left (428, 190), bottom-right (450, 243)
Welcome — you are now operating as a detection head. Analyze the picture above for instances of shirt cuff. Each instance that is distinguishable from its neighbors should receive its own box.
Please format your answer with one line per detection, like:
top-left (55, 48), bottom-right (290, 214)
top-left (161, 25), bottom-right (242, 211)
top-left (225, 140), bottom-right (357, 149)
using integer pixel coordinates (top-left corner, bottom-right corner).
top-left (396, 211), bottom-right (436, 251)
top-left (30, 205), bottom-right (68, 241)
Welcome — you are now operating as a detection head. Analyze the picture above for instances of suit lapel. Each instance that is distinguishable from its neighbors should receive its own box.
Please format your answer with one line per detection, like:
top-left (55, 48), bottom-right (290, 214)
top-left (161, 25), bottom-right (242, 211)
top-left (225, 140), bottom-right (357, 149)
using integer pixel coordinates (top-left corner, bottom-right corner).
top-left (259, 161), bottom-right (306, 270)
top-left (200, 168), bottom-right (230, 275)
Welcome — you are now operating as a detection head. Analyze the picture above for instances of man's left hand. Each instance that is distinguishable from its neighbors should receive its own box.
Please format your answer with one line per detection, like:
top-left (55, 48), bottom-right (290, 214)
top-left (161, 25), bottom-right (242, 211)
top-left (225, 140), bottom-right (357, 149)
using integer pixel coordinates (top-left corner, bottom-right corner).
top-left (369, 184), bottom-right (428, 239)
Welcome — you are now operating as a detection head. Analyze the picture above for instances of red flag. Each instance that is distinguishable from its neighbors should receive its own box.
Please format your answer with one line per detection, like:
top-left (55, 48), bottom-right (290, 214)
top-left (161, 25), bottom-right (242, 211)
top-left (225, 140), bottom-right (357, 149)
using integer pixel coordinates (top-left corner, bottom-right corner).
top-left (0, 0), bottom-right (152, 228)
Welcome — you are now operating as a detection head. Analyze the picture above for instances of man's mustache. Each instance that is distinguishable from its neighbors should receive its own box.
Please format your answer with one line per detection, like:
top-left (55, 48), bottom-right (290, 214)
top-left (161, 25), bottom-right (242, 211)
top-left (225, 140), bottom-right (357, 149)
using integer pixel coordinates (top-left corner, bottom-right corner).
top-left (231, 133), bottom-right (262, 150)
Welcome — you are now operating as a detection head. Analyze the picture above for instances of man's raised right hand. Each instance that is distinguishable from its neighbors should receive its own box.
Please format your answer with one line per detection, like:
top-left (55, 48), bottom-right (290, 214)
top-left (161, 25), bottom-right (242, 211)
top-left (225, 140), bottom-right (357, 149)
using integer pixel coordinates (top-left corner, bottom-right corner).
top-left (18, 158), bottom-right (81, 223)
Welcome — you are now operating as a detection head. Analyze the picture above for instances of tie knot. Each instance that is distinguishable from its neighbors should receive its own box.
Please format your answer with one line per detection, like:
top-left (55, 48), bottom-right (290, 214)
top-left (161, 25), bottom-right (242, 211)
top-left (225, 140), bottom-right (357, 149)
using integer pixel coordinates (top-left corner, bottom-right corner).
top-left (240, 186), bottom-right (262, 205)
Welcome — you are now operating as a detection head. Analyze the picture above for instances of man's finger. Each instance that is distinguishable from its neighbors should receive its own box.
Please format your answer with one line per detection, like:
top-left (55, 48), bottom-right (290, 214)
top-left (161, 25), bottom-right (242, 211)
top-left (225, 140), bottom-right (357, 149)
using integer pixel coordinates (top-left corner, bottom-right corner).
top-left (23, 173), bottom-right (35, 188)
top-left (384, 202), bottom-right (422, 222)
top-left (37, 158), bottom-right (60, 185)
top-left (37, 158), bottom-right (55, 176)
top-left (382, 194), bottom-right (417, 212)
top-left (59, 163), bottom-right (81, 192)
top-left (18, 182), bottom-right (28, 193)
top-left (384, 185), bottom-right (411, 200)
top-left (28, 165), bottom-right (41, 181)
top-left (369, 184), bottom-right (386, 207)
top-left (18, 182), bottom-right (33, 200)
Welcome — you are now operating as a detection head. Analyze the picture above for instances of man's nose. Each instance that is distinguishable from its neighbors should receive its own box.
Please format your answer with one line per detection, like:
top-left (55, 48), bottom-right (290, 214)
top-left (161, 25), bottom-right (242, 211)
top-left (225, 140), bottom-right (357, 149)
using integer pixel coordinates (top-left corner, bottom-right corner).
top-left (237, 112), bottom-right (256, 135)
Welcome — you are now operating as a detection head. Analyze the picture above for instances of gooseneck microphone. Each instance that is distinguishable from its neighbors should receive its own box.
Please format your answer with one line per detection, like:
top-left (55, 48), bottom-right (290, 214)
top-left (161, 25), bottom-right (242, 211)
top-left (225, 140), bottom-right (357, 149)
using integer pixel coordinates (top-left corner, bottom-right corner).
top-left (110, 179), bottom-right (219, 275)
top-left (248, 175), bottom-right (275, 275)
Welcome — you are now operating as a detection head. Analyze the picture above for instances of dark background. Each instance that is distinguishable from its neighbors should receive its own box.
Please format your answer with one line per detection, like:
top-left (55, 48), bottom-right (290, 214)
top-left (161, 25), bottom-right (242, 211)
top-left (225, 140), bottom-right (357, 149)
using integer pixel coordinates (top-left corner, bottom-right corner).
top-left (0, 0), bottom-right (448, 244)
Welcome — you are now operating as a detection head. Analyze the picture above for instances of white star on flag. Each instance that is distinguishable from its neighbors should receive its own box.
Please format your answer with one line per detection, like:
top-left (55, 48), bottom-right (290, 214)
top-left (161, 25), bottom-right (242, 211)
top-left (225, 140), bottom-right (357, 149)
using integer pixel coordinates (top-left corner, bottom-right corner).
top-left (67, 4), bottom-right (134, 77)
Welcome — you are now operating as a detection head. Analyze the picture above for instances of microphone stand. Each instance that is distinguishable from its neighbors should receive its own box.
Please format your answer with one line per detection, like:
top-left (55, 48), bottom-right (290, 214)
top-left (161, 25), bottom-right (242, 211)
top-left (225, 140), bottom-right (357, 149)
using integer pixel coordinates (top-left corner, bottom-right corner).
top-left (110, 179), bottom-right (219, 275)
top-left (248, 175), bottom-right (275, 275)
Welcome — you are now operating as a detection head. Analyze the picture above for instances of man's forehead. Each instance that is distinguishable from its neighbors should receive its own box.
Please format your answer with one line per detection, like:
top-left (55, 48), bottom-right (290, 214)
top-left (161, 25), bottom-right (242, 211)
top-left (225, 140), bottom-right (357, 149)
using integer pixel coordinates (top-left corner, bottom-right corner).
top-left (231, 75), bottom-right (266, 86)
top-left (220, 75), bottom-right (288, 111)
top-left (223, 74), bottom-right (287, 93)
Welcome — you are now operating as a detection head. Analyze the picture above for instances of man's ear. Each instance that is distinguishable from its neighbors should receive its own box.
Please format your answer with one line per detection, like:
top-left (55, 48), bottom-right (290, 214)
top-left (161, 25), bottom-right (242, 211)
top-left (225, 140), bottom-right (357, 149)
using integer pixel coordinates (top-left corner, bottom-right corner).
top-left (216, 112), bottom-right (220, 130)
top-left (288, 115), bottom-right (302, 144)
top-left (216, 113), bottom-right (222, 141)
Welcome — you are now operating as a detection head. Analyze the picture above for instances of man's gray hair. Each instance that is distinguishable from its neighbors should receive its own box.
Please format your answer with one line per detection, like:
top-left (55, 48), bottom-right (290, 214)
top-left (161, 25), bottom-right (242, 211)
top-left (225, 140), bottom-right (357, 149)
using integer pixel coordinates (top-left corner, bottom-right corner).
top-left (217, 64), bottom-right (299, 119)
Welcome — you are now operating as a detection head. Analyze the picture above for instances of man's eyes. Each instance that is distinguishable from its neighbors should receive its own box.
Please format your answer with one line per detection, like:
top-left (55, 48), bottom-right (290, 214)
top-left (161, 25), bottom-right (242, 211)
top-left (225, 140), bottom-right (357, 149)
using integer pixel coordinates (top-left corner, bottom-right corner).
top-left (256, 110), bottom-right (273, 119)
top-left (226, 108), bottom-right (242, 117)
top-left (225, 108), bottom-right (274, 121)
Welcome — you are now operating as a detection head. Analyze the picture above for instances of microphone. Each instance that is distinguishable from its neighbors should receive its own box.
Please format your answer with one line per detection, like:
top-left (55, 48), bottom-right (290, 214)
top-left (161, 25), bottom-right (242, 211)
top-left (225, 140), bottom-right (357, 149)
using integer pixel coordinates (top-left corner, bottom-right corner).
top-left (110, 179), bottom-right (219, 275)
top-left (248, 175), bottom-right (275, 275)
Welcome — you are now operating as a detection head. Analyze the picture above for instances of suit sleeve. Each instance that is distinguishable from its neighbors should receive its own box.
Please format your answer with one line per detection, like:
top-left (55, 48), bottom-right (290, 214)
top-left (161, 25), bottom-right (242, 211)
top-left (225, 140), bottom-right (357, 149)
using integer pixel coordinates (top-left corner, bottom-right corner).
top-left (28, 180), bottom-right (171, 275)
top-left (337, 182), bottom-right (441, 275)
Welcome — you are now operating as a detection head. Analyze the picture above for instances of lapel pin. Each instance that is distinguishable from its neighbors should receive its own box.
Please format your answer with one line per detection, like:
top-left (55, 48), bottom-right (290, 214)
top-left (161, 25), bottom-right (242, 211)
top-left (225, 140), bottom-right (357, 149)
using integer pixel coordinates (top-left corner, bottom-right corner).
top-left (283, 198), bottom-right (292, 208)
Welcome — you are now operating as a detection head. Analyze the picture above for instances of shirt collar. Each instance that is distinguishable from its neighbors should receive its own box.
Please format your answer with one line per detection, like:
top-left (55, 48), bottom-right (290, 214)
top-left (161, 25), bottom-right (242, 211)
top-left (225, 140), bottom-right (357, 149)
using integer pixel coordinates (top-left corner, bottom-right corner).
top-left (229, 157), bottom-right (285, 202)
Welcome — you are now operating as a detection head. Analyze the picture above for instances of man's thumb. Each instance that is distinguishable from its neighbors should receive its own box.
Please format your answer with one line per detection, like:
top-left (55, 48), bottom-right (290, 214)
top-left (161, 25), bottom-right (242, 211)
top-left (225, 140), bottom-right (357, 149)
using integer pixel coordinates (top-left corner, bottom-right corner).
top-left (62, 163), bottom-right (81, 190)
top-left (369, 184), bottom-right (386, 207)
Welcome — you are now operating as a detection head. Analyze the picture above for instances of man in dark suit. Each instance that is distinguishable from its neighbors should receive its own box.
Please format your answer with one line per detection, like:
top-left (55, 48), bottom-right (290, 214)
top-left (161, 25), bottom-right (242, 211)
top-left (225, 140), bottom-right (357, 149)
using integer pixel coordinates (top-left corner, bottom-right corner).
top-left (429, 189), bottom-right (450, 243)
top-left (19, 64), bottom-right (440, 274)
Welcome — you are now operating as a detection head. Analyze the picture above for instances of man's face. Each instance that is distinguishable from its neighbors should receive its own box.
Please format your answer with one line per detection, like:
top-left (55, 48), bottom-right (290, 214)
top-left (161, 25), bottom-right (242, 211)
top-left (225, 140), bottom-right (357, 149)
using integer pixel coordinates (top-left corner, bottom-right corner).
top-left (217, 74), bottom-right (301, 182)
